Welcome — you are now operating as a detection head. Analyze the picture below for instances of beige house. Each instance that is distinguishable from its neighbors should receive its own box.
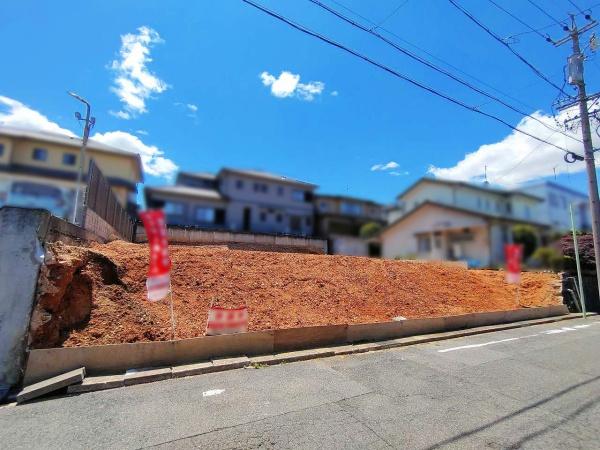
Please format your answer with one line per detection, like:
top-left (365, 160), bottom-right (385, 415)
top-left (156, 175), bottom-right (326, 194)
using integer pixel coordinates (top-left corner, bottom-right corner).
top-left (381, 178), bottom-right (547, 267)
top-left (0, 126), bottom-right (143, 219)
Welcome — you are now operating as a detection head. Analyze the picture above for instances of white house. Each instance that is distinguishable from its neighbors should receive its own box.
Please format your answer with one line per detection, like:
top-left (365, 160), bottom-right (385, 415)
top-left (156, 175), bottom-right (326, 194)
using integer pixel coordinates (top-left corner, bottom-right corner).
top-left (381, 178), bottom-right (548, 267)
top-left (521, 181), bottom-right (590, 232)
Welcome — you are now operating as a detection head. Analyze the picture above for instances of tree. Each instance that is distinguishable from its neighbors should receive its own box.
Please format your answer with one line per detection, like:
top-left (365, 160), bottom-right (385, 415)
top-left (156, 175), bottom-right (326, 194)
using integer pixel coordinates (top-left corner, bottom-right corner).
top-left (512, 224), bottom-right (537, 260)
top-left (359, 222), bottom-right (382, 239)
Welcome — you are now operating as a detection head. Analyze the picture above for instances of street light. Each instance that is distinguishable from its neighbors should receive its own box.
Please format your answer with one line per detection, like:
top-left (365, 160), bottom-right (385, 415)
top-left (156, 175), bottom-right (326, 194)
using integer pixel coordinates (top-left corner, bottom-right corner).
top-left (67, 91), bottom-right (95, 225)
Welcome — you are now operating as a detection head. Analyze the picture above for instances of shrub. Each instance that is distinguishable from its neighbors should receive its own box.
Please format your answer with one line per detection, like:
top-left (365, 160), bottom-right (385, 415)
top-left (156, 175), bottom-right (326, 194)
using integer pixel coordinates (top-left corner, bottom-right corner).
top-left (530, 247), bottom-right (564, 272)
top-left (359, 222), bottom-right (382, 238)
top-left (512, 224), bottom-right (538, 259)
top-left (560, 233), bottom-right (596, 271)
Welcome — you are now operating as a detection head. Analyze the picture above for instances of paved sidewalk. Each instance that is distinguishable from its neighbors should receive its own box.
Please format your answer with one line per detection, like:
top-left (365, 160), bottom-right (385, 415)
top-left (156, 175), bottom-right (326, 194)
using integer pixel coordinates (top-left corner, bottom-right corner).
top-left (1, 318), bottom-right (599, 449)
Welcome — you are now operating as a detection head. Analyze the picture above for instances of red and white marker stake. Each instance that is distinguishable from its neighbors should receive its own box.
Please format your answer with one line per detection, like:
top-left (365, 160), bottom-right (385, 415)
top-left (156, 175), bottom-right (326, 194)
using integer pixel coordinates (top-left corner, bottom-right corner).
top-left (139, 209), bottom-right (176, 338)
top-left (504, 244), bottom-right (523, 284)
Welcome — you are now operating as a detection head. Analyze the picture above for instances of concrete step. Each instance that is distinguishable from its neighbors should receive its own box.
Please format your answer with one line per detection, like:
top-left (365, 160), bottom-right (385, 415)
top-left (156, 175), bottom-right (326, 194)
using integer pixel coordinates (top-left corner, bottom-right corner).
top-left (17, 368), bottom-right (85, 404)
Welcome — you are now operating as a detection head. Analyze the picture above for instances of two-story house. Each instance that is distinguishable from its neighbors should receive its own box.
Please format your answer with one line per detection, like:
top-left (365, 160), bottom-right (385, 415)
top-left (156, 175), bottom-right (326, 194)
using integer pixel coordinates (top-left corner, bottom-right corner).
top-left (315, 194), bottom-right (385, 255)
top-left (380, 177), bottom-right (548, 267)
top-left (521, 181), bottom-right (590, 232)
top-left (0, 126), bottom-right (143, 219)
top-left (145, 168), bottom-right (316, 236)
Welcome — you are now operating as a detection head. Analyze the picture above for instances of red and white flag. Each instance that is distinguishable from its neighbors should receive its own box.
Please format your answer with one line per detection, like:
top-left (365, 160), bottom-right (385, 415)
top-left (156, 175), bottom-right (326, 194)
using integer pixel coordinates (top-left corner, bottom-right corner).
top-left (206, 306), bottom-right (248, 336)
top-left (139, 209), bottom-right (172, 301)
top-left (505, 244), bottom-right (523, 284)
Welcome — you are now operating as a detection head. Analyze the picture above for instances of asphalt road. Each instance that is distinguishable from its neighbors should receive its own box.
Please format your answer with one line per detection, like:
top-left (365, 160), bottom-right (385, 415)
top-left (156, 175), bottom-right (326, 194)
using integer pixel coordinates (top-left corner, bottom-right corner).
top-left (2, 317), bottom-right (600, 449)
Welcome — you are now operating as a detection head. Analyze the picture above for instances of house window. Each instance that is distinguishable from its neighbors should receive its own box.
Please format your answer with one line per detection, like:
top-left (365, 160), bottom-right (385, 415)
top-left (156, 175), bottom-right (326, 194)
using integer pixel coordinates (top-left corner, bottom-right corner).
top-left (524, 205), bottom-right (531, 219)
top-left (236, 179), bottom-right (244, 189)
top-left (260, 211), bottom-right (267, 222)
top-left (0, 144), bottom-right (4, 157)
top-left (276, 213), bottom-right (283, 223)
top-left (32, 148), bottom-right (48, 161)
top-left (62, 153), bottom-right (77, 166)
top-left (477, 197), bottom-right (481, 209)
top-left (292, 189), bottom-right (305, 202)
top-left (254, 183), bottom-right (268, 193)
top-left (485, 199), bottom-right (490, 211)
top-left (341, 202), bottom-right (363, 216)
top-left (305, 217), bottom-right (312, 227)
top-left (277, 186), bottom-right (284, 196)
top-left (417, 235), bottom-right (431, 253)
top-left (164, 202), bottom-right (184, 216)
top-left (195, 207), bottom-right (215, 223)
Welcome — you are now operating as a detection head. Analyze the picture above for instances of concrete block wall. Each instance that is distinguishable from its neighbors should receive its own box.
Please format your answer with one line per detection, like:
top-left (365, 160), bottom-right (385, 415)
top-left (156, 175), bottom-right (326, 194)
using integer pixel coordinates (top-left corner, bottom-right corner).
top-left (82, 208), bottom-right (122, 242)
top-left (136, 225), bottom-right (328, 254)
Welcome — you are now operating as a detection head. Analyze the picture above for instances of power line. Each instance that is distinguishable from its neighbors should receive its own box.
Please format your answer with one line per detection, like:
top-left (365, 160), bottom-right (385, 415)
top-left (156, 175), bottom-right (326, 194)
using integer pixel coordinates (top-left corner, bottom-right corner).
top-left (329, 0), bottom-right (542, 112)
top-left (526, 0), bottom-right (565, 27)
top-left (309, 0), bottom-right (582, 144)
top-left (487, 0), bottom-right (551, 41)
top-left (566, 0), bottom-right (587, 15)
top-left (493, 129), bottom-right (562, 184)
top-left (447, 0), bottom-right (572, 97)
top-left (373, 0), bottom-right (409, 29)
top-left (242, 0), bottom-right (579, 156)
top-left (507, 3), bottom-right (600, 38)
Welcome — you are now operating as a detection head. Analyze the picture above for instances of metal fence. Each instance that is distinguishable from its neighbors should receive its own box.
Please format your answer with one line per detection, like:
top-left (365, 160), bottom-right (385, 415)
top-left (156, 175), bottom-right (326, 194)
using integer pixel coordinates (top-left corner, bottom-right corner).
top-left (85, 159), bottom-right (135, 241)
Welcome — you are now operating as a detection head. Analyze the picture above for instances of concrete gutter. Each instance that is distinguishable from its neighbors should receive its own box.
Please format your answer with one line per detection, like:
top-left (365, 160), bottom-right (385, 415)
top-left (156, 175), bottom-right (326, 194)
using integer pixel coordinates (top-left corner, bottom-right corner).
top-left (24, 305), bottom-right (570, 386)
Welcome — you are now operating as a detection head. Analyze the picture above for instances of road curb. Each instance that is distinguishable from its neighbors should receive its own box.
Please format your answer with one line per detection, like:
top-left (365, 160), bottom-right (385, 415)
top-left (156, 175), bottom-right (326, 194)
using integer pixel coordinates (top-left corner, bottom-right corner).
top-left (52, 312), bottom-right (593, 399)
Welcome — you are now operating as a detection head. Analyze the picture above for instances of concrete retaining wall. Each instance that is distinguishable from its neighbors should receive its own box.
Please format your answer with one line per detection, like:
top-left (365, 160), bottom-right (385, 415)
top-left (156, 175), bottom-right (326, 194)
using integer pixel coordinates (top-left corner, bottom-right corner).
top-left (23, 304), bottom-right (569, 385)
top-left (136, 225), bottom-right (328, 254)
top-left (0, 207), bottom-right (50, 389)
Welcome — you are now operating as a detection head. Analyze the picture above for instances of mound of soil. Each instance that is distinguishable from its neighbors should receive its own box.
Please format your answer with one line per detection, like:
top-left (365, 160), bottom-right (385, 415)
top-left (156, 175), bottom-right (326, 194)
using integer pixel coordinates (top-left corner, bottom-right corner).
top-left (33, 241), bottom-right (561, 348)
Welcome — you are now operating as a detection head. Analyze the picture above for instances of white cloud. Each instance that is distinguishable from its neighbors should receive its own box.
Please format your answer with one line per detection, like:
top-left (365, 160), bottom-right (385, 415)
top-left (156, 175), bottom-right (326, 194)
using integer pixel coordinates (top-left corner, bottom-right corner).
top-left (330, 90), bottom-right (339, 97)
top-left (110, 110), bottom-right (132, 120)
top-left (428, 109), bottom-right (599, 187)
top-left (371, 161), bottom-right (400, 171)
top-left (92, 131), bottom-right (178, 179)
top-left (0, 95), bottom-right (177, 179)
top-left (110, 26), bottom-right (168, 119)
top-left (260, 71), bottom-right (325, 101)
top-left (135, 129), bottom-right (149, 135)
top-left (0, 96), bottom-right (74, 136)
top-left (389, 171), bottom-right (409, 176)
top-left (186, 103), bottom-right (198, 112)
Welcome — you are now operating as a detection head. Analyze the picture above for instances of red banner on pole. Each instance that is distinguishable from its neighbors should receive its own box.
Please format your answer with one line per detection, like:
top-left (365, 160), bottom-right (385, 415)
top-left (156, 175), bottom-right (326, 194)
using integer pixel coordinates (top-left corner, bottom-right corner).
top-left (206, 306), bottom-right (248, 336)
top-left (505, 244), bottom-right (523, 284)
top-left (139, 209), bottom-right (171, 301)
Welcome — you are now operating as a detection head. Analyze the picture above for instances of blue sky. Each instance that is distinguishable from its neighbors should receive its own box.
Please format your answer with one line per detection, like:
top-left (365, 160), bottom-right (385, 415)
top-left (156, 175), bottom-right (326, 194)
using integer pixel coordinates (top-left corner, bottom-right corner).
top-left (1, 0), bottom-right (599, 204)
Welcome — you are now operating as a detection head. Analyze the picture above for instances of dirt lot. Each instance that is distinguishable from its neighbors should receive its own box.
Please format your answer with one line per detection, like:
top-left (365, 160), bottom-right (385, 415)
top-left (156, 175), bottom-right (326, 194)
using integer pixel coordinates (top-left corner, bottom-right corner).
top-left (31, 241), bottom-right (561, 348)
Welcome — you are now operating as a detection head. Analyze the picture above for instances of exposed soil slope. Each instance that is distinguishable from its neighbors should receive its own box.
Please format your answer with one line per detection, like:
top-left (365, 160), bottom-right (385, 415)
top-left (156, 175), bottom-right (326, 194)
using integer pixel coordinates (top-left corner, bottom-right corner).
top-left (34, 241), bottom-right (561, 348)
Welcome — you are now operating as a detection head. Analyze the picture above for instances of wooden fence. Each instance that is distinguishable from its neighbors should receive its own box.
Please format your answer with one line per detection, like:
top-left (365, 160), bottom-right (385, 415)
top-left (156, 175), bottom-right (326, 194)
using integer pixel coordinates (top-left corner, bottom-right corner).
top-left (85, 160), bottom-right (135, 241)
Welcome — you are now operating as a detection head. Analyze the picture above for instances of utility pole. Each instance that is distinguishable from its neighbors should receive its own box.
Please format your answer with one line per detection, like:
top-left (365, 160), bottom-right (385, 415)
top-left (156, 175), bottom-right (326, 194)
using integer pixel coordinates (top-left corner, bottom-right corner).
top-left (553, 15), bottom-right (600, 298)
top-left (67, 92), bottom-right (95, 225)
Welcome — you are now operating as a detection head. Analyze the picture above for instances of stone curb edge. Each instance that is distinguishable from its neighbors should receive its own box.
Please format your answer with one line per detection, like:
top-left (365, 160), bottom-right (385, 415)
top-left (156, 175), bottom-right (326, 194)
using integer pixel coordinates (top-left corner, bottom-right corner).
top-left (53, 312), bottom-right (593, 399)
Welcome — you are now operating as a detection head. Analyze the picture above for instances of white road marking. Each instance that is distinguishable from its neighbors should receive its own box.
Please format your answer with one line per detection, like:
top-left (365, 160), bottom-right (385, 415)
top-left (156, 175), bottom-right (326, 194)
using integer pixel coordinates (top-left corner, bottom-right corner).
top-left (202, 389), bottom-right (225, 397)
top-left (437, 321), bottom-right (600, 353)
top-left (439, 337), bottom-right (523, 353)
